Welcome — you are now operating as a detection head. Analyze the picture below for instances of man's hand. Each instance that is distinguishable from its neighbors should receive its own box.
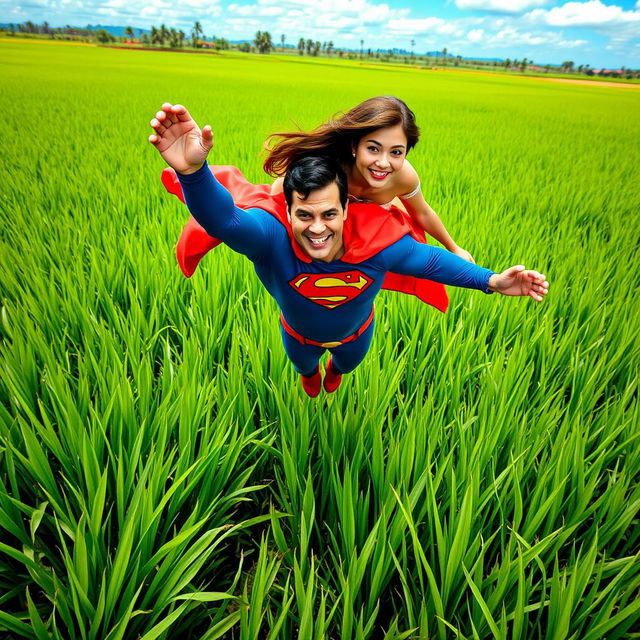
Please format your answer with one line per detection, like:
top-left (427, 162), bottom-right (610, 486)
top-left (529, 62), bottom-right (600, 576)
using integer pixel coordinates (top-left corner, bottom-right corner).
top-left (488, 265), bottom-right (549, 302)
top-left (148, 103), bottom-right (213, 175)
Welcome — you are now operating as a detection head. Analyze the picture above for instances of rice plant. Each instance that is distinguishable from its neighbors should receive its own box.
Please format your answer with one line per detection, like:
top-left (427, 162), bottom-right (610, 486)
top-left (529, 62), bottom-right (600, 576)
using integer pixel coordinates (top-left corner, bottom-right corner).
top-left (1, 38), bottom-right (639, 638)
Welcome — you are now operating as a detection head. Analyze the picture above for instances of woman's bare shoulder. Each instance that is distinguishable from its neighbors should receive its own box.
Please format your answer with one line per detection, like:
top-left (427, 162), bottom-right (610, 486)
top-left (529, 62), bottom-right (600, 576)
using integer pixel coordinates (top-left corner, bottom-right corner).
top-left (270, 176), bottom-right (285, 195)
top-left (396, 160), bottom-right (420, 193)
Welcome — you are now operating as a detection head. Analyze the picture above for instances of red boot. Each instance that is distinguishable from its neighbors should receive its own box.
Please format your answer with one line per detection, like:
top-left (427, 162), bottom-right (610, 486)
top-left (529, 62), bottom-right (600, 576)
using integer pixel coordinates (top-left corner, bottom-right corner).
top-left (300, 367), bottom-right (322, 398)
top-left (323, 357), bottom-right (343, 393)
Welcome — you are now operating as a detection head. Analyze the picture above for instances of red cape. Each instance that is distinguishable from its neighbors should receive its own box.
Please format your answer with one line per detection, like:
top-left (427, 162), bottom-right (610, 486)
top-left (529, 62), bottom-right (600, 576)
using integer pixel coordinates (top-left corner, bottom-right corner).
top-left (162, 165), bottom-right (448, 312)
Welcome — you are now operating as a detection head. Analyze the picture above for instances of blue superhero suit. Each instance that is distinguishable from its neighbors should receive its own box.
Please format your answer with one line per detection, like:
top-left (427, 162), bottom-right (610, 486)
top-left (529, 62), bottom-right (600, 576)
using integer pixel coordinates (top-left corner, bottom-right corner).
top-left (177, 164), bottom-right (495, 376)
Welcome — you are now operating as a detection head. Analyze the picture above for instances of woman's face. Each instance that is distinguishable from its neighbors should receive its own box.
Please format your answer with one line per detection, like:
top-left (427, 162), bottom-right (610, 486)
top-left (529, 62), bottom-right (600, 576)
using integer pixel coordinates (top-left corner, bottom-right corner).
top-left (352, 124), bottom-right (408, 190)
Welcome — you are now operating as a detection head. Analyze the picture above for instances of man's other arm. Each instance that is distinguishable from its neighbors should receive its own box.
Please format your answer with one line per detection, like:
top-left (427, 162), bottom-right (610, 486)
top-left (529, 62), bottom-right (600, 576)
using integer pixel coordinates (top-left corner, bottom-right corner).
top-left (177, 163), bottom-right (275, 258)
top-left (381, 236), bottom-right (549, 301)
top-left (381, 235), bottom-right (495, 292)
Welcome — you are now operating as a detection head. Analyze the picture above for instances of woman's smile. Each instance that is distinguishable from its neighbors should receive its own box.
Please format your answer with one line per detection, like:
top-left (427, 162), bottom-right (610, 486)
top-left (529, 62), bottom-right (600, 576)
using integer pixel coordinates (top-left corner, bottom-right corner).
top-left (368, 168), bottom-right (390, 181)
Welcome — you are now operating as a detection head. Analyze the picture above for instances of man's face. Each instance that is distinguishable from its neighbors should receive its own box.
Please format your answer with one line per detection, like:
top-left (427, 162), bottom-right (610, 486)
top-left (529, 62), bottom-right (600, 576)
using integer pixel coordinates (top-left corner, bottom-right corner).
top-left (287, 182), bottom-right (347, 262)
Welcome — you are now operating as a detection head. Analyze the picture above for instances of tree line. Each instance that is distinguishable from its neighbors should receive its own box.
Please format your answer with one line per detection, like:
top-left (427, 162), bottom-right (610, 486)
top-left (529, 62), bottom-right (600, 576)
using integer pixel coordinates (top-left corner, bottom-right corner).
top-left (249, 32), bottom-right (637, 77)
top-left (3, 22), bottom-right (638, 78)
top-left (1, 21), bottom-right (230, 50)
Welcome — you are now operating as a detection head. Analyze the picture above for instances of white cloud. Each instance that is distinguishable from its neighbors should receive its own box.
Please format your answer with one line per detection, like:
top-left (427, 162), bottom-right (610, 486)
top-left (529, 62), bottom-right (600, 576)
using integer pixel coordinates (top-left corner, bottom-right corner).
top-left (479, 25), bottom-right (589, 47)
top-left (559, 38), bottom-right (589, 46)
top-left (467, 27), bottom-right (484, 41)
top-left (526, 1), bottom-right (640, 27)
top-left (385, 17), bottom-right (455, 34)
top-left (225, 0), bottom-right (408, 30)
top-left (228, 3), bottom-right (283, 16)
top-left (361, 3), bottom-right (409, 25)
top-left (455, 0), bottom-right (549, 12)
top-left (438, 22), bottom-right (460, 34)
top-left (316, 14), bottom-right (358, 28)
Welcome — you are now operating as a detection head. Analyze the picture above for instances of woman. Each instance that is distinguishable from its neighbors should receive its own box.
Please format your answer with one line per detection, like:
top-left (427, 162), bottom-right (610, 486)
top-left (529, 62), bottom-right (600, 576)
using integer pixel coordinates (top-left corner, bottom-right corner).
top-left (173, 96), bottom-right (473, 282)
top-left (266, 95), bottom-right (474, 263)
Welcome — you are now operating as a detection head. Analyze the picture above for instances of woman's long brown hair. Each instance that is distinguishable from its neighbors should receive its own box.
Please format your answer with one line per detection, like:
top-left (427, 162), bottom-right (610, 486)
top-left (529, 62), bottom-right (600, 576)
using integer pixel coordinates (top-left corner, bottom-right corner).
top-left (263, 96), bottom-right (420, 177)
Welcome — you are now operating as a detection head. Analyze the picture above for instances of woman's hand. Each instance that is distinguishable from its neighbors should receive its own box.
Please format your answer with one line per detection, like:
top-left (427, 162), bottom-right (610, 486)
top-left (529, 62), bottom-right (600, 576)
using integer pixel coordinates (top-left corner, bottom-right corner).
top-left (452, 245), bottom-right (475, 263)
top-left (148, 103), bottom-right (213, 175)
top-left (488, 265), bottom-right (549, 301)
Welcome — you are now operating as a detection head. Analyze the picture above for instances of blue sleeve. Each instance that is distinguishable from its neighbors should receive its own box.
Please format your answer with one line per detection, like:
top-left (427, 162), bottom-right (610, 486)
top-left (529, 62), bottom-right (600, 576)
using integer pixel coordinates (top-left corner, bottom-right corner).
top-left (176, 163), bottom-right (278, 259)
top-left (380, 235), bottom-right (495, 292)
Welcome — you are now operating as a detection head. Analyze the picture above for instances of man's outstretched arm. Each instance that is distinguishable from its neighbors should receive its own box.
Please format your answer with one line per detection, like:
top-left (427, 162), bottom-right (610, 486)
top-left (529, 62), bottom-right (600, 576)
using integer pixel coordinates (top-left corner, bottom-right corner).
top-left (149, 103), bottom-right (213, 174)
top-left (382, 236), bottom-right (549, 302)
top-left (149, 103), bottom-right (275, 258)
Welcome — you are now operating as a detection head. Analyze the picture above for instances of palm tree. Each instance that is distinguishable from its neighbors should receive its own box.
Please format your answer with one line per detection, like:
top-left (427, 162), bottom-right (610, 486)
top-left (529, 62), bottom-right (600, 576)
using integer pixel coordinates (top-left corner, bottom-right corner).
top-left (306, 39), bottom-right (312, 55)
top-left (280, 34), bottom-right (285, 51)
top-left (327, 41), bottom-right (334, 56)
top-left (298, 37), bottom-right (304, 55)
top-left (360, 39), bottom-right (364, 57)
top-left (254, 31), bottom-right (273, 54)
top-left (193, 21), bottom-right (202, 47)
top-left (159, 24), bottom-right (169, 45)
top-left (410, 39), bottom-right (415, 59)
top-left (124, 26), bottom-right (134, 41)
top-left (264, 32), bottom-right (273, 52)
top-left (313, 41), bottom-right (320, 56)
top-left (442, 47), bottom-right (447, 65)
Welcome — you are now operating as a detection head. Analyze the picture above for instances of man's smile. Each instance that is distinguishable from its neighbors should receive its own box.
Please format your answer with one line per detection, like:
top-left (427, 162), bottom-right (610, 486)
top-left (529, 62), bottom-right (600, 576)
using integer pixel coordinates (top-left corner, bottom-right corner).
top-left (305, 233), bottom-right (333, 248)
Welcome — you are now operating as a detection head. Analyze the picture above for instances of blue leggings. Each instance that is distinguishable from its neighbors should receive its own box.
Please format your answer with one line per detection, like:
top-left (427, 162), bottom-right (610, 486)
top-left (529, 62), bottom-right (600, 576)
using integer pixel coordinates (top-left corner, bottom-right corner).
top-left (280, 320), bottom-right (375, 377)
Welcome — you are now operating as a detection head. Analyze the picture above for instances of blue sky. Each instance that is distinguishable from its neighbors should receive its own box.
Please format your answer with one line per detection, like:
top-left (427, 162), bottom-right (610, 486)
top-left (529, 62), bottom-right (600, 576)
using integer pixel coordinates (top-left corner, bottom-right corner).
top-left (2, 0), bottom-right (639, 68)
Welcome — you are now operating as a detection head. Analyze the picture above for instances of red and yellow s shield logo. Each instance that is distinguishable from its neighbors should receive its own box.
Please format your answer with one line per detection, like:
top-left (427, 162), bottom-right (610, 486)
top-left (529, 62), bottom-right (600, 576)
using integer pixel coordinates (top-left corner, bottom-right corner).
top-left (289, 270), bottom-right (374, 309)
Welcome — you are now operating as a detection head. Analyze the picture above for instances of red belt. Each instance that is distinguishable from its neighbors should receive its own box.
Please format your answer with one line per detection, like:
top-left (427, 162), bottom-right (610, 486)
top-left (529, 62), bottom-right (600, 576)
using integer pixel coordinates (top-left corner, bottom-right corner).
top-left (280, 308), bottom-right (374, 349)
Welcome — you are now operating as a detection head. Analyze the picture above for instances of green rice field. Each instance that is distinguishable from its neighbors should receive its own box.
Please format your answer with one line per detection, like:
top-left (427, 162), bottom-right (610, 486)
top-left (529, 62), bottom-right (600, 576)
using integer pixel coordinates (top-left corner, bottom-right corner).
top-left (1, 37), bottom-right (639, 639)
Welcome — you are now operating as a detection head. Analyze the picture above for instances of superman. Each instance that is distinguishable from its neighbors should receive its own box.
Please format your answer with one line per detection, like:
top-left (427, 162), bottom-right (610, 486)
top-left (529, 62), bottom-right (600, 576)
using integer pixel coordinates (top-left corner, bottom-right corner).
top-left (149, 104), bottom-right (549, 397)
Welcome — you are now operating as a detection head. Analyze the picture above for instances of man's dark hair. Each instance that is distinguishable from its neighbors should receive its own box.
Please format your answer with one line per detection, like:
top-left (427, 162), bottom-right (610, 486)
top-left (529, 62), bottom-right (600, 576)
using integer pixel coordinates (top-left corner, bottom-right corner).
top-left (283, 155), bottom-right (348, 210)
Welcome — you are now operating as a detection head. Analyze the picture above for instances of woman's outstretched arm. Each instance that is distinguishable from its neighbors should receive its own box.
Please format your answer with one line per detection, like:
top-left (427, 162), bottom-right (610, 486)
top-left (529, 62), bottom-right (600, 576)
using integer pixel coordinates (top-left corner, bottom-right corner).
top-left (399, 161), bottom-right (475, 263)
